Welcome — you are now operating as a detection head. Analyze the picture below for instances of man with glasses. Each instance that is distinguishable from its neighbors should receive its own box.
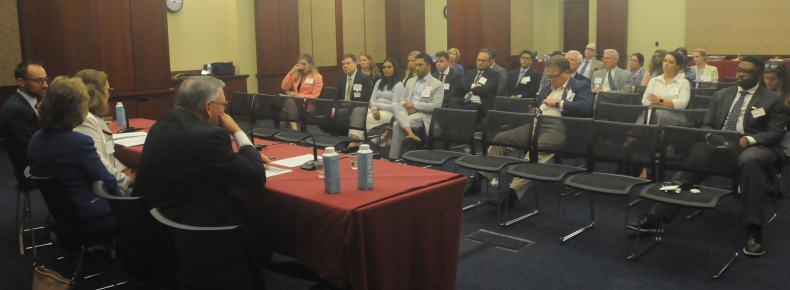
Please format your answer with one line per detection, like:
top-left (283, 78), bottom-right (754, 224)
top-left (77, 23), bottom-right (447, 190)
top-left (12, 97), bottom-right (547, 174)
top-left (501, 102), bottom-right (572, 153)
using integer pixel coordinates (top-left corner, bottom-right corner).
top-left (0, 61), bottom-right (48, 174)
top-left (579, 43), bottom-right (604, 78)
top-left (466, 56), bottom-right (593, 206)
top-left (629, 56), bottom-right (786, 257)
top-left (454, 49), bottom-right (501, 121)
top-left (134, 76), bottom-right (271, 228)
top-left (591, 49), bottom-right (633, 94)
top-left (505, 50), bottom-right (541, 99)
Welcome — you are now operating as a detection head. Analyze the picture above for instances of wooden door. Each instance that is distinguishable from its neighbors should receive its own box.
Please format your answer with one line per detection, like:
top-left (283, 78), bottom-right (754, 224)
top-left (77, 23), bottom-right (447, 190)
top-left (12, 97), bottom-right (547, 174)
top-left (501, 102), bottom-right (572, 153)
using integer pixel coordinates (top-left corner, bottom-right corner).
top-left (563, 1), bottom-right (589, 53)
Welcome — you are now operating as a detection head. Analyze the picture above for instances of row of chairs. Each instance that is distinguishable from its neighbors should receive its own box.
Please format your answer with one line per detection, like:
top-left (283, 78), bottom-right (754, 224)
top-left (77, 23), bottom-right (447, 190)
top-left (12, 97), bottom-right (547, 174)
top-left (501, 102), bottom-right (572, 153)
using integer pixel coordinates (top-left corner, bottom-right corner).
top-left (403, 108), bottom-right (756, 278)
top-left (634, 82), bottom-right (736, 96)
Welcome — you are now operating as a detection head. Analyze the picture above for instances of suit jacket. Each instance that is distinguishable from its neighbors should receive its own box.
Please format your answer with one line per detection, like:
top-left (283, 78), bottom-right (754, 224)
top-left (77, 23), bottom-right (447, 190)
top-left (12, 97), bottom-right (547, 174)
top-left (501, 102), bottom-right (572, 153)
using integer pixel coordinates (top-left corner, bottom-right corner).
top-left (73, 113), bottom-right (131, 191)
top-left (336, 71), bottom-right (374, 103)
top-left (458, 68), bottom-right (501, 112)
top-left (432, 69), bottom-right (462, 108)
top-left (505, 67), bottom-right (542, 98)
top-left (0, 91), bottom-right (40, 173)
top-left (28, 130), bottom-right (121, 232)
top-left (281, 72), bottom-right (324, 99)
top-left (691, 64), bottom-right (719, 83)
top-left (703, 86), bottom-right (786, 158)
top-left (395, 74), bottom-right (445, 129)
top-left (581, 58), bottom-right (605, 78)
top-left (491, 63), bottom-right (507, 96)
top-left (134, 108), bottom-right (265, 227)
top-left (591, 67), bottom-right (634, 94)
top-left (536, 77), bottom-right (594, 118)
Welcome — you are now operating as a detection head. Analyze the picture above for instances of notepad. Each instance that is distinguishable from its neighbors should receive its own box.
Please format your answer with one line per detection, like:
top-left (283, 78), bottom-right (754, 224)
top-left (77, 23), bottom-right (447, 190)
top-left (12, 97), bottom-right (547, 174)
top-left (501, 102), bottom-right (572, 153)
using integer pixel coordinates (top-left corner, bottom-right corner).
top-left (113, 132), bottom-right (147, 147)
top-left (266, 166), bottom-right (292, 177)
top-left (272, 154), bottom-right (315, 167)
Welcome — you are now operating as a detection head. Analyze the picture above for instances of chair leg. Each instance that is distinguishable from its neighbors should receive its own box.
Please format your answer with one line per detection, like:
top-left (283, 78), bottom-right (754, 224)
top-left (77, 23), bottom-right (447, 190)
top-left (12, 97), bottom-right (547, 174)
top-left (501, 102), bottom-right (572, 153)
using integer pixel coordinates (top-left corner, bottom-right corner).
top-left (686, 209), bottom-right (703, 220)
top-left (560, 192), bottom-right (595, 244)
top-left (498, 175), bottom-right (538, 227)
top-left (463, 173), bottom-right (485, 211)
top-left (20, 191), bottom-right (51, 254)
top-left (627, 218), bottom-right (662, 260)
top-left (711, 210), bottom-right (738, 279)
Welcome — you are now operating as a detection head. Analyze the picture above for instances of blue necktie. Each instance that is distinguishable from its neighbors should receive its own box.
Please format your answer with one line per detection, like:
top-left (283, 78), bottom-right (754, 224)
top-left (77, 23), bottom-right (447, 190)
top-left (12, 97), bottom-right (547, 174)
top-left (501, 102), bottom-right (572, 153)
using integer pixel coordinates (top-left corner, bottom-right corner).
top-left (580, 60), bottom-right (590, 77)
top-left (607, 70), bottom-right (617, 91)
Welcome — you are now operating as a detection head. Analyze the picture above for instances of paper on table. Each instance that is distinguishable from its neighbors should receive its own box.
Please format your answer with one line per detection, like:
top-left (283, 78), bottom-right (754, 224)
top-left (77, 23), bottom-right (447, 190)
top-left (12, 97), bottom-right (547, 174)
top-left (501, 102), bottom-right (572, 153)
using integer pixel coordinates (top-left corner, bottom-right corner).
top-left (114, 136), bottom-right (147, 147)
top-left (272, 154), bottom-right (315, 167)
top-left (113, 132), bottom-right (147, 139)
top-left (266, 166), bottom-right (292, 177)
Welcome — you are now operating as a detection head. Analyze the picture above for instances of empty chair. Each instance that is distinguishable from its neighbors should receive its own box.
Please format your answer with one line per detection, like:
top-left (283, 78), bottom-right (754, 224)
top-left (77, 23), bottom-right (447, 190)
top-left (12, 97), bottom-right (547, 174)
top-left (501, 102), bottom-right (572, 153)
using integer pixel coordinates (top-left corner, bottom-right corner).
top-left (691, 87), bottom-right (718, 97)
top-left (651, 107), bottom-right (707, 128)
top-left (597, 91), bottom-right (642, 106)
top-left (688, 95), bottom-right (713, 109)
top-left (1, 139), bottom-right (49, 255)
top-left (594, 103), bottom-right (649, 124)
top-left (401, 108), bottom-right (477, 168)
top-left (318, 87), bottom-right (337, 100)
top-left (251, 94), bottom-right (305, 139)
top-left (228, 92), bottom-right (257, 133)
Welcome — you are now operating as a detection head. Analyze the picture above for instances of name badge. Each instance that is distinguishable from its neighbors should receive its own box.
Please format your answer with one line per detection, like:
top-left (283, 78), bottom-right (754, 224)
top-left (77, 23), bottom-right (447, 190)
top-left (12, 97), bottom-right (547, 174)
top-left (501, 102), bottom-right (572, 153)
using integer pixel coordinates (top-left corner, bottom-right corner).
top-left (565, 91), bottom-right (576, 102)
top-left (752, 107), bottom-right (766, 118)
top-left (668, 87), bottom-right (680, 96)
top-left (353, 92), bottom-right (361, 98)
top-left (520, 76), bottom-right (530, 84)
top-left (478, 77), bottom-right (488, 85)
top-left (305, 78), bottom-right (314, 84)
top-left (594, 77), bottom-right (603, 84)
top-left (105, 142), bottom-right (115, 154)
top-left (421, 88), bottom-right (431, 98)
top-left (353, 84), bottom-right (362, 91)
top-left (443, 83), bottom-right (450, 90)
top-left (701, 75), bottom-right (711, 82)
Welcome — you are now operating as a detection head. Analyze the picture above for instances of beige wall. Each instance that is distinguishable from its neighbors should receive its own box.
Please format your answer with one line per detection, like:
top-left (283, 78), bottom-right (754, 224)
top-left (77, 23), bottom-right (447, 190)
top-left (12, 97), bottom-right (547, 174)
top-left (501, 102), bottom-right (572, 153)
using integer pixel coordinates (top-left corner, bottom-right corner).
top-left (167, 0), bottom-right (259, 92)
top-left (532, 0), bottom-right (563, 57)
top-left (511, 0), bottom-right (535, 53)
top-left (0, 0), bottom-right (21, 86)
top-left (425, 0), bottom-right (448, 55)
top-left (341, 0), bottom-right (386, 61)
top-left (686, 0), bottom-right (790, 55)
top-left (627, 0), bottom-right (686, 60)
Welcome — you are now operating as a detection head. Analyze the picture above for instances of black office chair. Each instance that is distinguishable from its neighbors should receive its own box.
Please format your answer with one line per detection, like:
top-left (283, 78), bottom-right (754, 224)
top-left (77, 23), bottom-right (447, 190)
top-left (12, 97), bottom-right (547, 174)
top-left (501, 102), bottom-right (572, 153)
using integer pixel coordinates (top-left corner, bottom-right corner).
top-left (596, 91), bottom-right (642, 105)
top-left (274, 99), bottom-right (369, 150)
top-left (228, 92), bottom-right (257, 133)
top-left (454, 111), bottom-right (534, 225)
top-left (691, 87), bottom-right (718, 97)
top-left (251, 94), bottom-right (306, 139)
top-left (717, 82), bottom-right (737, 90)
top-left (634, 85), bottom-right (647, 95)
top-left (688, 95), bottom-right (713, 109)
top-left (723, 77), bottom-right (737, 83)
top-left (401, 108), bottom-right (477, 169)
top-left (651, 107), bottom-right (707, 128)
top-left (628, 126), bottom-right (742, 278)
top-left (1, 139), bottom-right (50, 255)
top-left (594, 103), bottom-right (649, 124)
top-left (273, 98), bottom-right (335, 143)
top-left (506, 116), bottom-right (593, 226)
top-left (318, 87), bottom-right (337, 100)
top-left (561, 121), bottom-right (658, 243)
top-left (492, 96), bottom-right (534, 112)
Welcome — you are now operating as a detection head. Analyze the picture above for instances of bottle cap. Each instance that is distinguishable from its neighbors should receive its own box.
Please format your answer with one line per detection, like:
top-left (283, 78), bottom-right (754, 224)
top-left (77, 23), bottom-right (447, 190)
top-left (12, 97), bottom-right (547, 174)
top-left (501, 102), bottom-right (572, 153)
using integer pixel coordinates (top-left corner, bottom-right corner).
top-left (360, 144), bottom-right (370, 151)
top-left (116, 102), bottom-right (123, 106)
top-left (325, 147), bottom-right (336, 154)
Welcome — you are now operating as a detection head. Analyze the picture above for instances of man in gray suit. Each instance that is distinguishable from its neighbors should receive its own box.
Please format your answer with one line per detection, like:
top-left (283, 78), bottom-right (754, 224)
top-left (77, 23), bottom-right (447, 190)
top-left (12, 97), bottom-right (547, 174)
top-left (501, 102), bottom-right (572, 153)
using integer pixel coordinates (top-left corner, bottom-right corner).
top-left (487, 48), bottom-right (507, 96)
top-left (579, 43), bottom-right (605, 78)
top-left (389, 52), bottom-right (445, 160)
top-left (591, 49), bottom-right (633, 94)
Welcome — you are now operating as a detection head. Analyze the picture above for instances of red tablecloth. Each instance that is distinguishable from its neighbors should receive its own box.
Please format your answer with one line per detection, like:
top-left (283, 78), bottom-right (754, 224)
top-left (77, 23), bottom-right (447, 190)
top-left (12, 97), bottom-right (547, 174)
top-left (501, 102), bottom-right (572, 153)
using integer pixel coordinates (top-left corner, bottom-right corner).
top-left (113, 120), bottom-right (466, 290)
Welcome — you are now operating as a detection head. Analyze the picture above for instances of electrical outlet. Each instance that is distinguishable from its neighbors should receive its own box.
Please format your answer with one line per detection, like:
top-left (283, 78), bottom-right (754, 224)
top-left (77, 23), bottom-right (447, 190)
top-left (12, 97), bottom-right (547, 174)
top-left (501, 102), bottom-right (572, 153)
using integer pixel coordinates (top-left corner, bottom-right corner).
top-left (655, 42), bottom-right (659, 47)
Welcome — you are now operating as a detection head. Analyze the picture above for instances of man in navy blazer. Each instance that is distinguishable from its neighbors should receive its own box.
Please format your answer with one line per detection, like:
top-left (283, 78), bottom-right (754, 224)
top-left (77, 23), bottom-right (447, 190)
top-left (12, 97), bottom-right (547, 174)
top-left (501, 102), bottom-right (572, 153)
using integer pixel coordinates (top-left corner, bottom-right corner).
top-left (505, 50), bottom-right (542, 99)
top-left (0, 61), bottom-right (47, 175)
top-left (335, 54), bottom-right (373, 102)
top-left (454, 49), bottom-right (501, 121)
top-left (432, 51), bottom-right (462, 108)
top-left (629, 56), bottom-right (786, 256)
top-left (472, 56), bottom-right (593, 206)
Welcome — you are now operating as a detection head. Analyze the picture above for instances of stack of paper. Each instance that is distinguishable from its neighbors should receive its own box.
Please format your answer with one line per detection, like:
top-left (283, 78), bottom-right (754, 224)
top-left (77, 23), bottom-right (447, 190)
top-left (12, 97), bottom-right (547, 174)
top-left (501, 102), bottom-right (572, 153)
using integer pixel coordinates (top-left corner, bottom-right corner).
top-left (113, 132), bottom-right (148, 147)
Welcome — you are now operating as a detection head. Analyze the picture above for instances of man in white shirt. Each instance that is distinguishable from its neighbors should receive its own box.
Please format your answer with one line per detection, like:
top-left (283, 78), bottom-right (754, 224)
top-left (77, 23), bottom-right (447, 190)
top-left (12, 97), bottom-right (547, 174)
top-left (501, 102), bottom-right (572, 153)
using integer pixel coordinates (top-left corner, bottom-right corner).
top-left (591, 49), bottom-right (634, 94)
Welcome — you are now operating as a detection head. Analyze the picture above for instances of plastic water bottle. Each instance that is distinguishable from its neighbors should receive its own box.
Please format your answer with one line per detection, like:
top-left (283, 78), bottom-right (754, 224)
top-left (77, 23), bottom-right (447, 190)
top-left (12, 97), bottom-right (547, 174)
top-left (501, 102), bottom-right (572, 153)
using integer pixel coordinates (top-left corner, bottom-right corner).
top-left (115, 102), bottom-right (126, 126)
top-left (323, 147), bottom-right (341, 194)
top-left (206, 64), bottom-right (213, 75)
top-left (357, 144), bottom-right (374, 190)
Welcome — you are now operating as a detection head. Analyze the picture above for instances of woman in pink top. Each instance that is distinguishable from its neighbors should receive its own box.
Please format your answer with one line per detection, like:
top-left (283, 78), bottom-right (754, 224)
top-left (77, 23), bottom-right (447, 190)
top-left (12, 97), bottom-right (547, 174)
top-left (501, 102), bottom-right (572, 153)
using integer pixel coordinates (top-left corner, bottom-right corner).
top-left (281, 54), bottom-right (323, 129)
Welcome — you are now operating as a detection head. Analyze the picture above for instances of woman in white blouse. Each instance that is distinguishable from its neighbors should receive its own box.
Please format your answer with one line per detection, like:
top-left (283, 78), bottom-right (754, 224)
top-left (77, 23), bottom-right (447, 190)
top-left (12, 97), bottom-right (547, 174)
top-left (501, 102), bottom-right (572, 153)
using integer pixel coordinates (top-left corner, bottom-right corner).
top-left (641, 50), bottom-right (691, 126)
top-left (73, 69), bottom-right (134, 192)
top-left (367, 58), bottom-right (404, 147)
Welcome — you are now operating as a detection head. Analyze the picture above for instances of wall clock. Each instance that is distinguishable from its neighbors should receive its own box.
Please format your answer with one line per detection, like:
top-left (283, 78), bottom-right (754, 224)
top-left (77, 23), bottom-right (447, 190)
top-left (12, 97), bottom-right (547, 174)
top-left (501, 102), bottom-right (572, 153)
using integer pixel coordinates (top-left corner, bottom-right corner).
top-left (166, 0), bottom-right (183, 12)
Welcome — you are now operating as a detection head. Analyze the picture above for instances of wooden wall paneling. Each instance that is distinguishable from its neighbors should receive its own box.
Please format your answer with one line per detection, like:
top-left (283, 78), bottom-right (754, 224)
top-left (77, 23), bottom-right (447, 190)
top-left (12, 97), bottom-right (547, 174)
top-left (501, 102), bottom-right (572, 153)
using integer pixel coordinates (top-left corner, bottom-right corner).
top-left (129, 0), bottom-right (171, 90)
top-left (96, 0), bottom-right (136, 92)
top-left (480, 0), bottom-right (511, 70)
top-left (596, 0), bottom-right (628, 68)
top-left (254, 0), bottom-right (301, 94)
top-left (563, 1), bottom-right (589, 53)
top-left (448, 0), bottom-right (511, 69)
top-left (335, 0), bottom-right (344, 63)
top-left (279, 0), bottom-right (301, 69)
top-left (385, 0), bottom-right (425, 67)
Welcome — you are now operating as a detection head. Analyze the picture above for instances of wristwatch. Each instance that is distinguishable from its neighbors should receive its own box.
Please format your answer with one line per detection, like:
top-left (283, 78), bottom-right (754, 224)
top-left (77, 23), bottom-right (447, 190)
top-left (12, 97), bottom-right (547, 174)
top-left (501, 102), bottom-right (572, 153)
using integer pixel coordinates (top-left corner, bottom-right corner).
top-left (659, 98), bottom-right (663, 103)
top-left (555, 101), bottom-right (560, 107)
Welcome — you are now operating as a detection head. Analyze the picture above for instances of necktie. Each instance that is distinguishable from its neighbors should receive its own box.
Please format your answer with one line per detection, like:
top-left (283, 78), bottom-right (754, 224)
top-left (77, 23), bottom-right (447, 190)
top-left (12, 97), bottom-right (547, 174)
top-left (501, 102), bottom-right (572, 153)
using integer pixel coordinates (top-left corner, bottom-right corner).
top-left (345, 76), bottom-right (352, 100)
top-left (465, 71), bottom-right (484, 102)
top-left (473, 71), bottom-right (483, 83)
top-left (723, 91), bottom-right (749, 131)
top-left (516, 70), bottom-right (526, 88)
top-left (580, 60), bottom-right (590, 77)
top-left (35, 101), bottom-right (39, 111)
top-left (607, 70), bottom-right (617, 91)
top-left (439, 73), bottom-right (445, 82)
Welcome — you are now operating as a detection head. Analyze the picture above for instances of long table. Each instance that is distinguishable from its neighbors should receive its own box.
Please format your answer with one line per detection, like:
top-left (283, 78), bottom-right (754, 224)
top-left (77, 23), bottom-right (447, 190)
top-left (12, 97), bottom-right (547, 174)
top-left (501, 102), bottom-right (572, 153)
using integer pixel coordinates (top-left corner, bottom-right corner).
top-left (111, 119), bottom-right (467, 290)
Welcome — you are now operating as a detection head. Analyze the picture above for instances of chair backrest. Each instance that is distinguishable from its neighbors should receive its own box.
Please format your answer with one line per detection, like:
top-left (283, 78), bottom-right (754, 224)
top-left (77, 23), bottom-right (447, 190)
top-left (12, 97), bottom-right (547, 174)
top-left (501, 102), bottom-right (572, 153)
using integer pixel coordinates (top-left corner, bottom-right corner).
top-left (588, 120), bottom-right (659, 175)
top-left (30, 176), bottom-right (83, 226)
top-left (250, 93), bottom-right (279, 120)
top-left (717, 82), bottom-right (737, 90)
top-left (227, 92), bottom-right (254, 117)
top-left (659, 126), bottom-right (741, 185)
top-left (531, 115), bottom-right (593, 161)
top-left (492, 96), bottom-right (534, 113)
top-left (691, 87), bottom-right (717, 97)
top-left (651, 107), bottom-right (707, 128)
top-left (334, 100), bottom-right (369, 137)
top-left (0, 137), bottom-right (28, 178)
top-left (634, 85), bottom-right (647, 95)
top-left (150, 208), bottom-right (263, 290)
top-left (319, 87), bottom-right (337, 100)
top-left (594, 103), bottom-right (648, 124)
top-left (302, 98), bottom-right (335, 128)
top-left (426, 108), bottom-right (478, 151)
top-left (723, 77), bottom-right (737, 83)
top-left (688, 95), bottom-right (712, 109)
top-left (596, 92), bottom-right (641, 106)
top-left (481, 110), bottom-right (535, 154)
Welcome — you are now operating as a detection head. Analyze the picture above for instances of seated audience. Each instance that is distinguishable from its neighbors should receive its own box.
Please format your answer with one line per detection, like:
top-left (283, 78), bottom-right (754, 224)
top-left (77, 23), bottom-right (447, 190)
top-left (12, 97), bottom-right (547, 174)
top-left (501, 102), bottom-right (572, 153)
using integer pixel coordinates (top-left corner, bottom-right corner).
top-left (73, 69), bottom-right (134, 193)
top-left (674, 47), bottom-right (696, 88)
top-left (691, 48), bottom-right (719, 86)
top-left (433, 51), bottom-right (463, 108)
top-left (359, 53), bottom-right (382, 85)
top-left (641, 49), bottom-right (667, 86)
top-left (639, 51), bottom-right (691, 126)
top-left (629, 52), bottom-right (647, 87)
top-left (335, 54), bottom-right (373, 153)
top-left (591, 49), bottom-right (634, 94)
top-left (28, 76), bottom-right (123, 233)
top-left (448, 48), bottom-right (464, 76)
top-left (367, 58), bottom-right (404, 148)
top-left (761, 62), bottom-right (790, 157)
top-left (281, 54), bottom-right (324, 130)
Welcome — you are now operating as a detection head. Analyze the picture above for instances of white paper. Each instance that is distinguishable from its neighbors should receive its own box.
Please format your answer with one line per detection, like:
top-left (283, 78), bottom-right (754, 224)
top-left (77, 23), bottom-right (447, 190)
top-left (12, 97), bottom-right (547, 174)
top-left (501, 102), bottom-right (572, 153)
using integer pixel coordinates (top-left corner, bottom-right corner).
top-left (113, 132), bottom-right (147, 140)
top-left (272, 154), bottom-right (316, 167)
top-left (265, 166), bottom-right (292, 177)
top-left (659, 185), bottom-right (679, 191)
top-left (114, 136), bottom-right (147, 147)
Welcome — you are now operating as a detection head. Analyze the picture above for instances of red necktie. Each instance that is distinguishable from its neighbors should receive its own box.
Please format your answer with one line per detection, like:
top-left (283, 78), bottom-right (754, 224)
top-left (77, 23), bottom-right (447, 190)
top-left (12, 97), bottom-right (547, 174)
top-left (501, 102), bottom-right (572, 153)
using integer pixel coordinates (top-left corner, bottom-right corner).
top-left (440, 73), bottom-right (445, 82)
top-left (35, 102), bottom-right (39, 111)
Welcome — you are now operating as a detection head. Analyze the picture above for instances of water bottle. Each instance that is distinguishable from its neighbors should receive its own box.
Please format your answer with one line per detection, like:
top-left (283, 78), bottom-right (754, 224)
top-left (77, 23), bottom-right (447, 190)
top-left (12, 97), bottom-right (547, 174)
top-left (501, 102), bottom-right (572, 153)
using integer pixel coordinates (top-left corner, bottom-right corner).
top-left (115, 102), bottom-right (126, 126)
top-left (206, 64), bottom-right (213, 75)
top-left (323, 147), bottom-right (341, 194)
top-left (357, 144), bottom-right (374, 190)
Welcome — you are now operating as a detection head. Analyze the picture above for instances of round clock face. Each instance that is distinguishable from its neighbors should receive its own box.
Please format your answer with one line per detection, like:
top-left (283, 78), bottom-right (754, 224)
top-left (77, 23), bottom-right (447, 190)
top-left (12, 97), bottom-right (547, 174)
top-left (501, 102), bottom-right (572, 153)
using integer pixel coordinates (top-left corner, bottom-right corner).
top-left (166, 0), bottom-right (183, 12)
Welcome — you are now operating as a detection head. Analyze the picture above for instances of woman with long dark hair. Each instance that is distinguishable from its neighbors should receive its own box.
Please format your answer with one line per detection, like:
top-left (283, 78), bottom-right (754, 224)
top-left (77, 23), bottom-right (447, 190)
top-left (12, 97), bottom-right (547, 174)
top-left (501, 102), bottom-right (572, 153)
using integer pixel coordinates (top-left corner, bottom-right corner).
top-left (366, 58), bottom-right (404, 147)
top-left (641, 49), bottom-right (667, 86)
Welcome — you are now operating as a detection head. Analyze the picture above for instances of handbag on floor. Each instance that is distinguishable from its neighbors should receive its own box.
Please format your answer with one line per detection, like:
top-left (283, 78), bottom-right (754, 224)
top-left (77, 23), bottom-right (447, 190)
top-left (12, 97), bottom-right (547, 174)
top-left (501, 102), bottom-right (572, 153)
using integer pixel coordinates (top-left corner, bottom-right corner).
top-left (32, 264), bottom-right (74, 290)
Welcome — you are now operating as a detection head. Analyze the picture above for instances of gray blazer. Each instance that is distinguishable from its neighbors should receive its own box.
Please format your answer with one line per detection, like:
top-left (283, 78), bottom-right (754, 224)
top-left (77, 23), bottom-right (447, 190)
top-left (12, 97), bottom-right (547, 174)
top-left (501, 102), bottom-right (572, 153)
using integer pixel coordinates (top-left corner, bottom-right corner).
top-left (395, 74), bottom-right (445, 129)
top-left (591, 67), bottom-right (634, 94)
top-left (491, 63), bottom-right (507, 96)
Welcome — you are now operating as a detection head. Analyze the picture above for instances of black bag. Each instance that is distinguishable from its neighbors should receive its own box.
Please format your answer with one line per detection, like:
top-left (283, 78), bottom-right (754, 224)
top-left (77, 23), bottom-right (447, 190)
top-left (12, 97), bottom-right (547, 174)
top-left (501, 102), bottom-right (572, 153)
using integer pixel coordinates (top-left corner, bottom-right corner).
top-left (211, 62), bottom-right (235, 76)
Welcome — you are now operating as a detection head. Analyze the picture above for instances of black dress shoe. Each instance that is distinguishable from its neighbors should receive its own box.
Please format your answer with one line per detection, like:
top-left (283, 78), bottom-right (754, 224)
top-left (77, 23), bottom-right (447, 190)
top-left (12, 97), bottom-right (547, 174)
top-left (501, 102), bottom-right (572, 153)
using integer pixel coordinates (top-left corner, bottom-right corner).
top-left (497, 188), bottom-right (519, 210)
top-left (464, 175), bottom-right (478, 196)
top-left (743, 226), bottom-right (765, 256)
top-left (626, 214), bottom-right (663, 233)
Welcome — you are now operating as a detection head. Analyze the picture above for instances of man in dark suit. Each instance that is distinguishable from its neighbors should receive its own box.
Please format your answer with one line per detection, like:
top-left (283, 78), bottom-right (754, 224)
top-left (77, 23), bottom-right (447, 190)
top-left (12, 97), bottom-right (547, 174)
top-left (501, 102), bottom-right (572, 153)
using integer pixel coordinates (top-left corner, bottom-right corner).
top-left (629, 56), bottom-right (786, 256)
top-left (0, 61), bottom-right (47, 175)
top-left (470, 56), bottom-right (594, 205)
top-left (487, 48), bottom-right (508, 96)
top-left (454, 49), bottom-right (501, 121)
top-left (432, 51), bottom-right (462, 108)
top-left (134, 76), bottom-right (270, 227)
top-left (335, 54), bottom-right (373, 103)
top-left (505, 50), bottom-right (542, 99)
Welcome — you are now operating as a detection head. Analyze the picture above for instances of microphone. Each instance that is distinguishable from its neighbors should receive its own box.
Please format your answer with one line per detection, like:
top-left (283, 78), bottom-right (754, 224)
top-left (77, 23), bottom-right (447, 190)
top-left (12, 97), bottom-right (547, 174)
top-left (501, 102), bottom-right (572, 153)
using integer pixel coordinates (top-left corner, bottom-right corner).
top-left (227, 100), bottom-right (264, 151)
top-left (271, 103), bottom-right (318, 170)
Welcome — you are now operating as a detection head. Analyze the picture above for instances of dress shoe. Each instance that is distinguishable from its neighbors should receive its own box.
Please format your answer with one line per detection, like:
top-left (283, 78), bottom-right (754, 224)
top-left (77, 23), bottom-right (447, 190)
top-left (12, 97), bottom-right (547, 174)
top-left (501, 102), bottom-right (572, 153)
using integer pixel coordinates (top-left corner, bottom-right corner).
top-left (403, 134), bottom-right (421, 146)
top-left (626, 214), bottom-right (663, 233)
top-left (497, 188), bottom-right (519, 210)
top-left (743, 226), bottom-right (765, 256)
top-left (464, 175), bottom-right (478, 196)
top-left (339, 146), bottom-right (359, 154)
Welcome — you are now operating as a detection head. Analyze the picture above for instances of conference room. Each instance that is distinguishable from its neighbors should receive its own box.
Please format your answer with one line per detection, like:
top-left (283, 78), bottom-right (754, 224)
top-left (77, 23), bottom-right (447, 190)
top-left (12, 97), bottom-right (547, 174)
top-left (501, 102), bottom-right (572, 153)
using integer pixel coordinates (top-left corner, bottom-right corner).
top-left (2, 0), bottom-right (790, 289)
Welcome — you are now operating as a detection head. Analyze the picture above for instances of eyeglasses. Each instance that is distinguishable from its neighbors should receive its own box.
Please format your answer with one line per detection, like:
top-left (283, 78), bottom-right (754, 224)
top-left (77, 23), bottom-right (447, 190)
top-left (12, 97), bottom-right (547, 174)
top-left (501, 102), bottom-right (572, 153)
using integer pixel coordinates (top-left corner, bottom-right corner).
top-left (585, 47), bottom-right (596, 51)
top-left (107, 88), bottom-right (114, 94)
top-left (547, 70), bottom-right (568, 80)
top-left (24, 77), bottom-right (50, 84)
top-left (209, 101), bottom-right (229, 109)
top-left (736, 68), bottom-right (757, 75)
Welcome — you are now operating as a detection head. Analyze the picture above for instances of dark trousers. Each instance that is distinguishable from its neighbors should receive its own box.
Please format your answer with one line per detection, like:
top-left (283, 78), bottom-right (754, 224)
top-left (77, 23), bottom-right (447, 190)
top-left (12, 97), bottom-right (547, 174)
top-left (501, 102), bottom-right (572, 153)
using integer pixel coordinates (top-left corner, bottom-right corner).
top-left (653, 144), bottom-right (779, 227)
